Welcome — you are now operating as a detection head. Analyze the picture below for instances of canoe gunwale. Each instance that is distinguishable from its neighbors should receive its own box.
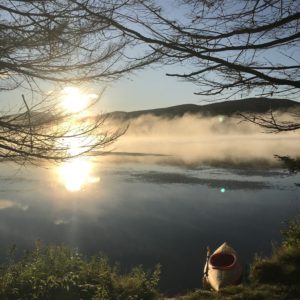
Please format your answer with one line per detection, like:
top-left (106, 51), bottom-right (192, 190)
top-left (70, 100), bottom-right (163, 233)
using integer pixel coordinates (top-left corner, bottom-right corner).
top-left (209, 252), bottom-right (237, 270)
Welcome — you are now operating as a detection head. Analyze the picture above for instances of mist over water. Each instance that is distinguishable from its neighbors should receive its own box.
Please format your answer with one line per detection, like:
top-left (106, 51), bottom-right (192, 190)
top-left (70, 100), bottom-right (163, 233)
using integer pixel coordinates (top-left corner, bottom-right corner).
top-left (105, 113), bottom-right (300, 168)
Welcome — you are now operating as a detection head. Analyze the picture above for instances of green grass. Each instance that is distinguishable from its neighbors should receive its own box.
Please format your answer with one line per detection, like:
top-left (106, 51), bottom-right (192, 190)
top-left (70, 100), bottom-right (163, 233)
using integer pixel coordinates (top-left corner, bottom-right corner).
top-left (0, 242), bottom-right (160, 300)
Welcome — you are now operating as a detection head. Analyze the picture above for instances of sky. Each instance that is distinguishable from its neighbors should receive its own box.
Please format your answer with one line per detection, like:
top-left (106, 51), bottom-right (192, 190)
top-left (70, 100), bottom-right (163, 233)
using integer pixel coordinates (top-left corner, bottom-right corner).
top-left (0, 65), bottom-right (206, 115)
top-left (99, 67), bottom-right (204, 113)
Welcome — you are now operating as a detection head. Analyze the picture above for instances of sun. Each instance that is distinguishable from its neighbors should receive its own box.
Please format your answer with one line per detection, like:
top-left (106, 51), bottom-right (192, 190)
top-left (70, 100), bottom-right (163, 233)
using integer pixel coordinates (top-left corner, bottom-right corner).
top-left (61, 87), bottom-right (90, 113)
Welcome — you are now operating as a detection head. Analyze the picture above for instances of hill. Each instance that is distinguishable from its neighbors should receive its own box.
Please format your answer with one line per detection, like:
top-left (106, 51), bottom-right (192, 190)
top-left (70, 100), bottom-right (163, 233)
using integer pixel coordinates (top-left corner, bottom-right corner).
top-left (108, 98), bottom-right (300, 120)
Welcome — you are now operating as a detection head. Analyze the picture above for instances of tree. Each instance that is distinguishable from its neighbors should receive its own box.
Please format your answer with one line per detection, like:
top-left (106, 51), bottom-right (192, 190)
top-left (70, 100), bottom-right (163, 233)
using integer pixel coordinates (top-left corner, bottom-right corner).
top-left (1, 0), bottom-right (300, 164)
top-left (0, 0), bottom-right (160, 163)
top-left (0, 0), bottom-right (162, 87)
top-left (75, 0), bottom-right (300, 171)
top-left (73, 0), bottom-right (300, 132)
top-left (0, 92), bottom-right (125, 164)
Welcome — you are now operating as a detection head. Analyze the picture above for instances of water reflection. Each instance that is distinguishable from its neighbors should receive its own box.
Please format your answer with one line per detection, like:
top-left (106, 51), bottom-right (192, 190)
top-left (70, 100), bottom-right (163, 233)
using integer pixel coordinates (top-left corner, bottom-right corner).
top-left (128, 170), bottom-right (270, 190)
top-left (58, 158), bottom-right (100, 192)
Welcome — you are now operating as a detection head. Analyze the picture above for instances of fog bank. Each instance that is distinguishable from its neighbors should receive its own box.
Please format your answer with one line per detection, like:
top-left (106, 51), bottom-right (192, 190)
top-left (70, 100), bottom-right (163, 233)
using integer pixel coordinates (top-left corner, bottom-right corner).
top-left (101, 114), bottom-right (300, 168)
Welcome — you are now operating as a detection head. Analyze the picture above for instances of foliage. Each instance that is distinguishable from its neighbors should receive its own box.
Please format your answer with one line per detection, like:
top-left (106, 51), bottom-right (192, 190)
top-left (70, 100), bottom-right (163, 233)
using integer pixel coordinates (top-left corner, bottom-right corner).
top-left (281, 215), bottom-right (300, 247)
top-left (0, 243), bottom-right (160, 300)
top-left (250, 247), bottom-right (300, 285)
top-left (250, 215), bottom-right (300, 286)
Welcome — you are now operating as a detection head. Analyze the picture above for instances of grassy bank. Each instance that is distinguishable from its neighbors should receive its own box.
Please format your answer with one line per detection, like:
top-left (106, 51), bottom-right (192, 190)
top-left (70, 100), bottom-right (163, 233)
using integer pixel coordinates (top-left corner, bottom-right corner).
top-left (0, 216), bottom-right (299, 300)
top-left (0, 244), bottom-right (160, 300)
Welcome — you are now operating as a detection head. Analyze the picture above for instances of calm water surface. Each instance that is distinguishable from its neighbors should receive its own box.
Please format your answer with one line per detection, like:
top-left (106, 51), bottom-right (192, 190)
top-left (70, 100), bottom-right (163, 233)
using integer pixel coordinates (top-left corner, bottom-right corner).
top-left (0, 158), bottom-right (299, 295)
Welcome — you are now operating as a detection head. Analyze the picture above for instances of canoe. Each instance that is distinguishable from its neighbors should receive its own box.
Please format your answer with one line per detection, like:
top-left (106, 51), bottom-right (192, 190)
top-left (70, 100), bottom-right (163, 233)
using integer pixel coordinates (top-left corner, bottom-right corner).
top-left (203, 242), bottom-right (243, 291)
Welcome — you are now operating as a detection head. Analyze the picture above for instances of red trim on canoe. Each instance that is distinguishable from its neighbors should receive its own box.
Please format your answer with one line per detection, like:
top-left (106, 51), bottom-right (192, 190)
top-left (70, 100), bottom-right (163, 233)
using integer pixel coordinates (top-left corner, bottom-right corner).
top-left (209, 252), bottom-right (237, 270)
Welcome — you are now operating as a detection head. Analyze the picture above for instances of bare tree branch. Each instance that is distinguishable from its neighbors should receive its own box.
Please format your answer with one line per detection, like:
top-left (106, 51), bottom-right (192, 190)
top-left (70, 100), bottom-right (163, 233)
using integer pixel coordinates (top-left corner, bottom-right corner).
top-left (1, 0), bottom-right (300, 164)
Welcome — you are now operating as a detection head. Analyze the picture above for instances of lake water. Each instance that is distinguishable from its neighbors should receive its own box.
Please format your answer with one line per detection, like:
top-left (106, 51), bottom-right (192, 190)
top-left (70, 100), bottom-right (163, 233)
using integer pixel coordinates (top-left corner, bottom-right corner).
top-left (0, 148), bottom-right (299, 295)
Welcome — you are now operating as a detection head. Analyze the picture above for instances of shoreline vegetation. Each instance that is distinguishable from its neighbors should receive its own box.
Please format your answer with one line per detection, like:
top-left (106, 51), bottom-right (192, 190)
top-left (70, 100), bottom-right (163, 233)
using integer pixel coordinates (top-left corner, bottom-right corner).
top-left (0, 216), bottom-right (299, 300)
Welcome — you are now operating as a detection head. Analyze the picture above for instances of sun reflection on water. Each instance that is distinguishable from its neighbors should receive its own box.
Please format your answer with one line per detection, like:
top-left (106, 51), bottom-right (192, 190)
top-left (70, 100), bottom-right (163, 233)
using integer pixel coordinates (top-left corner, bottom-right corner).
top-left (59, 158), bottom-right (100, 192)
top-left (57, 134), bottom-right (100, 191)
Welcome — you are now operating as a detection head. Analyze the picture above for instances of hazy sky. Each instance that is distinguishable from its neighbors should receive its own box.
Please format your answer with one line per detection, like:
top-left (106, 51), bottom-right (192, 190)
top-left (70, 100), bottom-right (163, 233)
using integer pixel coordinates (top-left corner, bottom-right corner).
top-left (2, 53), bottom-right (299, 115)
top-left (0, 66), bottom-right (205, 114)
top-left (99, 67), bottom-right (203, 112)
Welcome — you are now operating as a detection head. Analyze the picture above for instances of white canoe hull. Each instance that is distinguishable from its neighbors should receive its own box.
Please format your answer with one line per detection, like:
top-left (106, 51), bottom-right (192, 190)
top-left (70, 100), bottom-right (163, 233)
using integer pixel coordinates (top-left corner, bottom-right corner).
top-left (203, 242), bottom-right (243, 291)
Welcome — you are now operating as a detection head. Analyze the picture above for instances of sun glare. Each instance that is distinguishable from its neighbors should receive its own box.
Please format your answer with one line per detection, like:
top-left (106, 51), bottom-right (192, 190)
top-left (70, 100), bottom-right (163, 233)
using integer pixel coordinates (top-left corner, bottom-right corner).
top-left (56, 87), bottom-right (100, 192)
top-left (61, 87), bottom-right (97, 113)
top-left (58, 158), bottom-right (100, 192)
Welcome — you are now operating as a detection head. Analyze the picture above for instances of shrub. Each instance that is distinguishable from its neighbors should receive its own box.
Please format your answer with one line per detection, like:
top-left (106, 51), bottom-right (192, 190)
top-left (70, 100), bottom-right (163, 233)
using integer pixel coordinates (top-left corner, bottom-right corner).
top-left (250, 215), bottom-right (300, 285)
top-left (0, 244), bottom-right (160, 300)
top-left (281, 215), bottom-right (300, 248)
